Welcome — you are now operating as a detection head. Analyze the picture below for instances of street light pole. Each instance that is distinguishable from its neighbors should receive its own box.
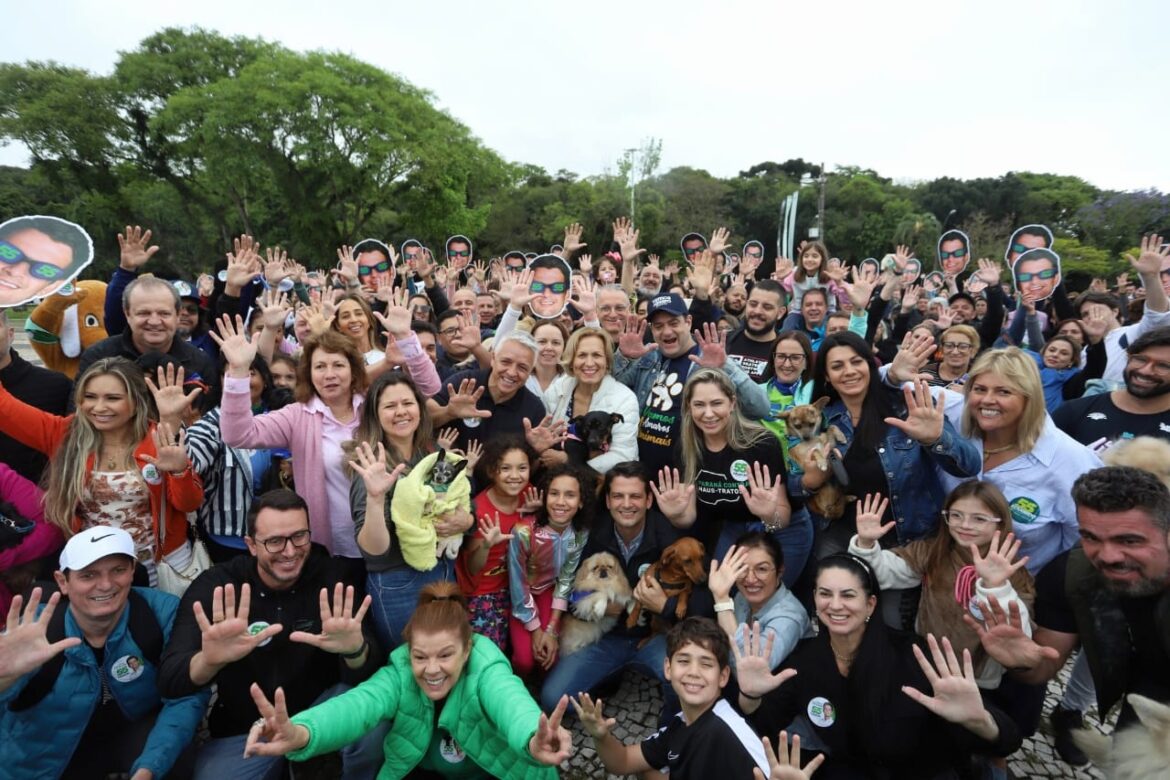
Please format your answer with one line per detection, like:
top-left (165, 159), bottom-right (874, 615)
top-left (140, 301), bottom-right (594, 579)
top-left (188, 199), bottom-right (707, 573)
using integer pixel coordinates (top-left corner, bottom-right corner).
top-left (817, 162), bottom-right (826, 242)
top-left (624, 147), bottom-right (638, 224)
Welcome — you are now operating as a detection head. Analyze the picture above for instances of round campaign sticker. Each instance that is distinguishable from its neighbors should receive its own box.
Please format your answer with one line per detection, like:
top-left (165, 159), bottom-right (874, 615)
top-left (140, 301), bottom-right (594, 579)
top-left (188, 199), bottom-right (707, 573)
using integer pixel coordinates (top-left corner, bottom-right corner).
top-left (439, 735), bottom-right (467, 764)
top-left (730, 459), bottom-right (750, 482)
top-left (248, 621), bottom-right (275, 647)
top-left (462, 417), bottom-right (482, 429)
top-left (1009, 496), bottom-right (1040, 525)
top-left (967, 596), bottom-right (985, 622)
top-left (140, 464), bottom-right (162, 485)
top-left (637, 563), bottom-right (651, 579)
top-left (112, 654), bottom-right (145, 683)
top-left (807, 696), bottom-right (836, 727)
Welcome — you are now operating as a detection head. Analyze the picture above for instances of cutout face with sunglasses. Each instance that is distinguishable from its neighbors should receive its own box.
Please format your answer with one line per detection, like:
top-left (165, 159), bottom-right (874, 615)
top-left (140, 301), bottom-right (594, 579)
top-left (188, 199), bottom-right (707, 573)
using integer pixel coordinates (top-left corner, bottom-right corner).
top-left (355, 245), bottom-right (393, 291)
top-left (528, 255), bottom-right (572, 319)
top-left (1012, 248), bottom-right (1062, 302)
top-left (0, 229), bottom-right (78, 305)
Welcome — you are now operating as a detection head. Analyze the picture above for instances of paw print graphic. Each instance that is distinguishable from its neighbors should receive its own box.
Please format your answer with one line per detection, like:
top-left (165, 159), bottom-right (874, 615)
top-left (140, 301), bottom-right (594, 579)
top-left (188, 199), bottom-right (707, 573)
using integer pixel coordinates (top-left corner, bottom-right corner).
top-left (649, 371), bottom-right (684, 412)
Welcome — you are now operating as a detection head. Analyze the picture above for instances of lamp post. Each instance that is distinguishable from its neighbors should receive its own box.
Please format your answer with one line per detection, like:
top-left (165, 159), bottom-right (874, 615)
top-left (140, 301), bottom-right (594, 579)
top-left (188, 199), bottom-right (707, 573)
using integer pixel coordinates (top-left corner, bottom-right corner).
top-left (624, 147), bottom-right (638, 224)
top-left (800, 164), bottom-right (827, 241)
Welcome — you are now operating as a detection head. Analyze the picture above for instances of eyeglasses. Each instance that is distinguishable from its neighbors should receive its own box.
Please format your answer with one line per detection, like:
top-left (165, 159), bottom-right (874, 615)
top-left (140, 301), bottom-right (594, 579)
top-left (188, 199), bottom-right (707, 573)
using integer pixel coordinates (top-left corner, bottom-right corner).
top-left (439, 327), bottom-right (461, 338)
top-left (774, 353), bottom-right (805, 365)
top-left (530, 281), bottom-right (567, 294)
top-left (941, 342), bottom-right (973, 352)
top-left (412, 304), bottom-right (432, 314)
top-left (743, 563), bottom-right (777, 579)
top-left (256, 529), bottom-right (311, 553)
top-left (941, 511), bottom-right (1001, 527)
top-left (358, 260), bottom-right (391, 276)
top-left (745, 250), bottom-right (763, 259)
top-left (1016, 268), bottom-right (1057, 283)
top-left (1127, 354), bottom-right (1170, 376)
top-left (448, 249), bottom-right (471, 258)
top-left (939, 247), bottom-right (968, 260)
top-left (0, 240), bottom-right (68, 281)
top-left (683, 246), bottom-right (705, 257)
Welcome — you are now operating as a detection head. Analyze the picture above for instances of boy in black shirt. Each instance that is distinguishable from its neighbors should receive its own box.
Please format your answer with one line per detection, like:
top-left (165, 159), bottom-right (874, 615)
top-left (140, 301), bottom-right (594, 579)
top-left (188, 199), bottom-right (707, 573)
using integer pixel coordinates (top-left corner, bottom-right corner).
top-left (571, 617), bottom-right (769, 778)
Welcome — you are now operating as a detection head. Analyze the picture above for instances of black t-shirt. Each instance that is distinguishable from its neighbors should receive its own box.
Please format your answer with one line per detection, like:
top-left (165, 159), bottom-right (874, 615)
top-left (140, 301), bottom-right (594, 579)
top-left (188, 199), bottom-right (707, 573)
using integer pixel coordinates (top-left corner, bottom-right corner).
top-left (1050, 392), bottom-right (1170, 447)
top-left (62, 643), bottom-right (138, 779)
top-left (695, 436), bottom-right (786, 549)
top-left (726, 330), bottom-right (777, 382)
top-left (432, 367), bottom-right (547, 451)
top-left (640, 699), bottom-right (766, 779)
top-left (637, 349), bottom-right (698, 477)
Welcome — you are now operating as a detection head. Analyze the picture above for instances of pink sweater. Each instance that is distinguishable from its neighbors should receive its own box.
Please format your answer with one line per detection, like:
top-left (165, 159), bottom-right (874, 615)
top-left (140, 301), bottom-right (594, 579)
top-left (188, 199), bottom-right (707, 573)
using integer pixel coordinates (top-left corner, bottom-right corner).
top-left (0, 464), bottom-right (64, 614)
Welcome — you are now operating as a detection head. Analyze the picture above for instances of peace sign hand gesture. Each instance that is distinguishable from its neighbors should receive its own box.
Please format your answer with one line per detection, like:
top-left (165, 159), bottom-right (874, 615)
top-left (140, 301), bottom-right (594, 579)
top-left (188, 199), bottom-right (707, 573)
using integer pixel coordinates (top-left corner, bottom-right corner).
top-left (244, 684), bottom-right (310, 757)
top-left (854, 492), bottom-right (894, 549)
top-left (971, 531), bottom-right (1028, 589)
top-left (289, 583), bottom-right (371, 657)
top-left (528, 695), bottom-right (573, 766)
top-left (883, 379), bottom-right (944, 446)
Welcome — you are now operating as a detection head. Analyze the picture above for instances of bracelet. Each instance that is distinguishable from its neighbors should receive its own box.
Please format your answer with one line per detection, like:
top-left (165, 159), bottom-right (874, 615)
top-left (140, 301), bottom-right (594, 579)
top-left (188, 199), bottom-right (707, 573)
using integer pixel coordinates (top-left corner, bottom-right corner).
top-left (341, 640), bottom-right (369, 660)
top-left (740, 691), bottom-right (762, 701)
top-left (544, 626), bottom-right (558, 638)
top-left (763, 507), bottom-right (786, 532)
top-left (713, 600), bottom-right (735, 613)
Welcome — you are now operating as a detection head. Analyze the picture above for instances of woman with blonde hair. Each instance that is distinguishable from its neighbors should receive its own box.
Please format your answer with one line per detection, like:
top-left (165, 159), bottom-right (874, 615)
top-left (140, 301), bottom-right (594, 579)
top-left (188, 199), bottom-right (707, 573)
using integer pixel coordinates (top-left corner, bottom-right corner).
top-left (538, 326), bottom-right (638, 474)
top-left (653, 369), bottom-right (809, 584)
top-left (0, 357), bottom-right (201, 585)
top-left (924, 324), bottom-right (980, 389)
top-left (943, 347), bottom-right (1102, 576)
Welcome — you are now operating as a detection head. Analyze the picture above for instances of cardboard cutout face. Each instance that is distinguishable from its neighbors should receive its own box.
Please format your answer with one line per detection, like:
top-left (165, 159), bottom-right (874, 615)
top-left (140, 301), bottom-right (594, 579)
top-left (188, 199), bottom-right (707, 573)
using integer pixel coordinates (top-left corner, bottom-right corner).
top-left (1012, 248), bottom-right (1062, 303)
top-left (0, 215), bottom-right (93, 306)
top-left (859, 258), bottom-right (879, 283)
top-left (922, 271), bottom-right (945, 293)
top-left (937, 230), bottom-right (971, 276)
top-left (527, 253), bottom-right (572, 319)
top-left (352, 238), bottom-right (394, 291)
top-left (901, 258), bottom-right (922, 285)
top-left (1005, 224), bottom-right (1053, 264)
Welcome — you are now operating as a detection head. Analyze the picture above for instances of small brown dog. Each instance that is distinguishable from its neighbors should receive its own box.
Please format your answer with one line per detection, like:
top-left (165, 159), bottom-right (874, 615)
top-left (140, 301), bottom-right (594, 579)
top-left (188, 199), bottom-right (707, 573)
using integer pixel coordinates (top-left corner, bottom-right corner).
top-left (626, 537), bottom-right (707, 638)
top-left (779, 397), bottom-right (849, 519)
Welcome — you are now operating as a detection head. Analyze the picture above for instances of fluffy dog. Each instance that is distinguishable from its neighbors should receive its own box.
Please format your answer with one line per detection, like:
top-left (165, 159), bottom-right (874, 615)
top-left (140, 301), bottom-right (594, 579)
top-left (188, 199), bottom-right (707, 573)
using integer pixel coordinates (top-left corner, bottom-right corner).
top-left (564, 411), bottom-right (624, 465)
top-left (778, 397), bottom-right (849, 520)
top-left (1102, 436), bottom-right (1170, 489)
top-left (559, 552), bottom-right (634, 656)
top-left (626, 537), bottom-right (707, 639)
top-left (1073, 694), bottom-right (1170, 780)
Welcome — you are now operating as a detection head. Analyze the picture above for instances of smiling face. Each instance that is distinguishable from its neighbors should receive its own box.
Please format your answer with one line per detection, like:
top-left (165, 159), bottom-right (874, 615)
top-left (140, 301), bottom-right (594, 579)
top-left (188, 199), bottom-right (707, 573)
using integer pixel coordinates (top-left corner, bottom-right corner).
top-left (570, 334), bottom-right (607, 387)
top-left (949, 298), bottom-right (975, 324)
top-left (800, 248), bottom-right (823, 274)
top-left (814, 565), bottom-right (876, 640)
top-left (1015, 256), bottom-right (1060, 301)
top-left (1124, 346), bottom-right (1170, 399)
top-left (664, 639), bottom-right (729, 714)
top-left (451, 288), bottom-right (477, 317)
top-left (545, 474), bottom-right (582, 527)
top-left (1042, 339), bottom-right (1077, 370)
top-left (801, 290), bottom-right (828, 327)
top-left (1079, 506), bottom-right (1170, 596)
top-left (80, 373), bottom-right (135, 433)
top-left (55, 554), bottom-right (136, 624)
top-left (939, 238), bottom-right (968, 275)
top-left (597, 288), bottom-right (630, 337)
top-left (533, 323), bottom-right (565, 370)
top-left (336, 299), bottom-right (372, 349)
top-left (606, 475), bottom-right (652, 533)
top-left (688, 380), bottom-right (733, 443)
top-left (744, 287), bottom-right (783, 337)
top-left (638, 265), bottom-right (663, 295)
top-left (650, 312), bottom-right (694, 358)
top-left (773, 338), bottom-right (807, 384)
top-left (824, 345), bottom-right (870, 403)
top-left (377, 381), bottom-right (420, 444)
top-left (489, 340), bottom-right (536, 400)
top-left (0, 227), bottom-right (74, 305)
top-left (245, 507), bottom-right (311, 590)
top-left (126, 285), bottom-right (179, 353)
top-left (410, 628), bottom-right (471, 701)
top-left (736, 545), bottom-right (782, 611)
top-left (356, 248), bottom-right (392, 291)
top-left (491, 447), bottom-right (531, 498)
top-left (724, 285), bottom-right (748, 315)
top-left (531, 266), bottom-right (569, 318)
top-left (941, 332), bottom-right (975, 370)
top-left (308, 348), bottom-right (354, 406)
top-left (966, 372), bottom-right (1026, 438)
top-left (944, 495), bottom-right (1002, 550)
top-left (476, 294), bottom-right (498, 324)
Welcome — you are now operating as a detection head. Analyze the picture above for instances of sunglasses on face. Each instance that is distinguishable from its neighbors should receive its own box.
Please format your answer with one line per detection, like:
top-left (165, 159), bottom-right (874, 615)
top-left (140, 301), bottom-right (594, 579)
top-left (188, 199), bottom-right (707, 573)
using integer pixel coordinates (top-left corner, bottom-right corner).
top-left (0, 241), bottom-right (67, 280)
top-left (745, 250), bottom-right (763, 259)
top-left (939, 247), bottom-right (968, 260)
top-left (1010, 243), bottom-right (1032, 255)
top-left (358, 260), bottom-right (391, 276)
top-left (1017, 268), bottom-right (1058, 283)
top-left (447, 249), bottom-right (471, 258)
top-left (683, 246), bottom-right (705, 257)
top-left (530, 281), bottom-right (567, 294)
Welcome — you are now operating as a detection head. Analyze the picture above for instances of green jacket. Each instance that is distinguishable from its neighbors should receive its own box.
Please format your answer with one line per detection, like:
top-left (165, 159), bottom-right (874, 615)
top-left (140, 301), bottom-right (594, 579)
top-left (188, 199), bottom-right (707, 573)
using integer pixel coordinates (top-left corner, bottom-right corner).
top-left (288, 635), bottom-right (556, 779)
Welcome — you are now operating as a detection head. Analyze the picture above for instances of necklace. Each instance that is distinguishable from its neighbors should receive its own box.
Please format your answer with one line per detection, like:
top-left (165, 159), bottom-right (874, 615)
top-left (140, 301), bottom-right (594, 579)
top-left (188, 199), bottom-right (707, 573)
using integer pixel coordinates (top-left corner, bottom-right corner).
top-left (982, 443), bottom-right (1017, 461)
top-left (101, 445), bottom-right (129, 470)
top-left (830, 644), bottom-right (856, 664)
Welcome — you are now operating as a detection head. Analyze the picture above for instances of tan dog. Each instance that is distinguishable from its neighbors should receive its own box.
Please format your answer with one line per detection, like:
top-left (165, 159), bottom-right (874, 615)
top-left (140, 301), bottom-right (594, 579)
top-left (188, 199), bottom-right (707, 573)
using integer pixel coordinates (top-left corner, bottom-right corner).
top-left (779, 397), bottom-right (848, 519)
top-left (559, 553), bottom-right (634, 656)
top-left (626, 538), bottom-right (707, 640)
top-left (1073, 694), bottom-right (1170, 780)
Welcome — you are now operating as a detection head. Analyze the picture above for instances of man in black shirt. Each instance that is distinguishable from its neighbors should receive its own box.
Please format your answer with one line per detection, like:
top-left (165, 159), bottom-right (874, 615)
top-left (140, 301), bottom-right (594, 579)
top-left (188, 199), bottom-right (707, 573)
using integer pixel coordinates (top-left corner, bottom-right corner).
top-left (726, 280), bottom-right (786, 383)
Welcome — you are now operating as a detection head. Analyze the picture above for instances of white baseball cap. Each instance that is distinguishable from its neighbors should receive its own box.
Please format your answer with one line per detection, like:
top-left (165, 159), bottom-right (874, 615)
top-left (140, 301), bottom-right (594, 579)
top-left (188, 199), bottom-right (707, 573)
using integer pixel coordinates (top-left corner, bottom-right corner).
top-left (59, 527), bottom-right (136, 572)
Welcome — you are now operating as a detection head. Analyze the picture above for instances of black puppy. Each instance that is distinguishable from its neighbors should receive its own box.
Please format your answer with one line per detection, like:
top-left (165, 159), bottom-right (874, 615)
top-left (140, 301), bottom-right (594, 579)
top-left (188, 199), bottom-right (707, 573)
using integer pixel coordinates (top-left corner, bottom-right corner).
top-left (563, 412), bottom-right (624, 464)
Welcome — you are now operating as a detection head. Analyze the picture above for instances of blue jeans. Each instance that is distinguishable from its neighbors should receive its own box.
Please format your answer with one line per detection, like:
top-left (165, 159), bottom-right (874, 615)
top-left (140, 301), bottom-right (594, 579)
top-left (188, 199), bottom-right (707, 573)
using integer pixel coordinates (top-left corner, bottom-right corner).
top-left (540, 633), bottom-right (669, 713)
top-left (714, 509), bottom-right (814, 589)
top-left (367, 560), bottom-right (455, 650)
top-left (194, 683), bottom-right (390, 780)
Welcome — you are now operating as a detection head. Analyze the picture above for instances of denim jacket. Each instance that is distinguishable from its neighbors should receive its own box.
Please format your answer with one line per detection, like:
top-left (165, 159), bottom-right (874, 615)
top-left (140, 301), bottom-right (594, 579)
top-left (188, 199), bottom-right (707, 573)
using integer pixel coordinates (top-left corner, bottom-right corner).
top-left (613, 350), bottom-right (771, 420)
top-left (789, 389), bottom-right (981, 543)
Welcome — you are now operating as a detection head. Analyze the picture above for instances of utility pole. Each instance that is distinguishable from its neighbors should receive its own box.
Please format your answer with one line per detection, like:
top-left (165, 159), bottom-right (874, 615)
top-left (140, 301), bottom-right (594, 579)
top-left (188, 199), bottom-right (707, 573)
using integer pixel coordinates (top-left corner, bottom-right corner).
top-left (817, 162), bottom-right (826, 241)
top-left (624, 147), bottom-right (638, 224)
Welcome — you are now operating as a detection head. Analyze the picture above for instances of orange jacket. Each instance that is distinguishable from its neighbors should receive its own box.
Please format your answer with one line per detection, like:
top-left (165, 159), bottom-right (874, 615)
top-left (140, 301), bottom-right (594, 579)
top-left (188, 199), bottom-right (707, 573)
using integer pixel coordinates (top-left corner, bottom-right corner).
top-left (0, 383), bottom-right (203, 558)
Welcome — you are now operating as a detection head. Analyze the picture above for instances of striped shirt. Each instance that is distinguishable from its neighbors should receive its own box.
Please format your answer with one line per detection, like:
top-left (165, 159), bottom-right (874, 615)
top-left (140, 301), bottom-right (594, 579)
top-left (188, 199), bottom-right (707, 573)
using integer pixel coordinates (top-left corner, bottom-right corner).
top-left (185, 408), bottom-right (266, 543)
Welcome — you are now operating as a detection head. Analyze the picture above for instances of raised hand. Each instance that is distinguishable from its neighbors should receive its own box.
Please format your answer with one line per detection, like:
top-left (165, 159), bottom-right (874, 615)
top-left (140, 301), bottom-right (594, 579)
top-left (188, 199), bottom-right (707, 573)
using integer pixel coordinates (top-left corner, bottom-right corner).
top-left (528, 695), bottom-right (573, 766)
top-left (118, 225), bottom-right (160, 272)
top-left (258, 288), bottom-right (292, 332)
top-left (650, 467), bottom-right (696, 520)
top-left (289, 583), bottom-right (370, 656)
top-left (462, 439), bottom-right (483, 472)
top-left (436, 427), bottom-right (460, 451)
top-left (412, 248), bottom-right (436, 282)
top-left (571, 692), bottom-right (616, 740)
top-left (739, 461), bottom-right (788, 527)
top-left (350, 442), bottom-right (406, 499)
top-left (1080, 304), bottom-right (1110, 344)
top-left (444, 378), bottom-right (491, 420)
top-left (733, 621), bottom-right (796, 697)
top-left (844, 266), bottom-right (876, 311)
top-left (618, 315), bottom-right (656, 360)
top-left (145, 363), bottom-right (203, 425)
top-left (975, 258), bottom-right (1002, 287)
top-left (740, 252), bottom-right (762, 279)
top-left (754, 731), bottom-right (825, 780)
top-left (524, 415), bottom-right (568, 453)
top-left (193, 584), bottom-right (283, 668)
top-left (563, 223), bottom-right (586, 256)
top-left (962, 595), bottom-right (1059, 670)
top-left (372, 286), bottom-right (412, 339)
top-left (1116, 271), bottom-right (1130, 291)
top-left (143, 422), bottom-right (190, 474)
top-left (691, 321), bottom-right (727, 369)
top-left (225, 237), bottom-right (262, 291)
top-left (774, 255), bottom-right (795, 279)
top-left (709, 545), bottom-right (750, 601)
top-left (901, 284), bottom-right (923, 313)
top-left (209, 314), bottom-right (258, 374)
top-left (577, 253), bottom-right (593, 276)
top-left (571, 275), bottom-right (596, 318)
top-left (507, 268), bottom-right (536, 310)
top-left (687, 250), bottom-right (716, 297)
top-left (892, 244), bottom-right (915, 272)
top-left (333, 246), bottom-right (359, 286)
top-left (244, 685), bottom-right (309, 757)
top-left (902, 634), bottom-right (994, 733)
top-left (264, 247), bottom-right (291, 286)
top-left (853, 493), bottom-right (893, 549)
top-left (1126, 233), bottom-right (1169, 277)
top-left (613, 217), bottom-right (646, 265)
top-left (887, 330), bottom-right (938, 384)
top-left (883, 379), bottom-right (944, 445)
top-left (0, 589), bottom-right (81, 682)
top-left (304, 296), bottom-right (338, 337)
top-left (520, 486), bottom-right (544, 514)
top-left (709, 226), bottom-right (731, 255)
top-left (971, 531), bottom-right (1028, 589)
top-left (477, 511), bottom-right (513, 547)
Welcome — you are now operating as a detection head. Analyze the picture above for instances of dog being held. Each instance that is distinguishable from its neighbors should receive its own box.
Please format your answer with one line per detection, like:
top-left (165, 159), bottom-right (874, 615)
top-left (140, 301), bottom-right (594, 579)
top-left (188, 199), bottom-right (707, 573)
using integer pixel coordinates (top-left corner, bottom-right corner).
top-left (425, 448), bottom-right (470, 559)
top-left (778, 397), bottom-right (848, 520)
top-left (1073, 693), bottom-right (1170, 780)
top-left (625, 537), bottom-right (707, 642)
top-left (563, 411), bottom-right (624, 465)
top-left (559, 552), bottom-right (634, 656)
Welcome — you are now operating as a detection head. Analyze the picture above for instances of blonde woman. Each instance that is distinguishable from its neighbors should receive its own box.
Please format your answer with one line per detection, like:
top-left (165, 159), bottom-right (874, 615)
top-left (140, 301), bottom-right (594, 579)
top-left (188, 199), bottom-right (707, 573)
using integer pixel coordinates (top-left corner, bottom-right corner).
top-left (924, 324), bottom-right (979, 389)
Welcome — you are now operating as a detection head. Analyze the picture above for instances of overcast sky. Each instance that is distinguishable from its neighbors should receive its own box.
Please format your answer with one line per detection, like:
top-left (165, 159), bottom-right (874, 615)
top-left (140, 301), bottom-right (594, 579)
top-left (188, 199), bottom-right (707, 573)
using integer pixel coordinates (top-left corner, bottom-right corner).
top-left (5, 0), bottom-right (1168, 192)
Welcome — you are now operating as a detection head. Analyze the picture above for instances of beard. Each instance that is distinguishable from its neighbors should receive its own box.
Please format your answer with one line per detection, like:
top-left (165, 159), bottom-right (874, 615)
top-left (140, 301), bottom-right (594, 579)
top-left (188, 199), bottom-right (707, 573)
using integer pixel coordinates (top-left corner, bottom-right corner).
top-left (1100, 565), bottom-right (1169, 597)
top-left (745, 317), bottom-right (776, 338)
top-left (1124, 368), bottom-right (1170, 399)
top-left (637, 284), bottom-right (661, 299)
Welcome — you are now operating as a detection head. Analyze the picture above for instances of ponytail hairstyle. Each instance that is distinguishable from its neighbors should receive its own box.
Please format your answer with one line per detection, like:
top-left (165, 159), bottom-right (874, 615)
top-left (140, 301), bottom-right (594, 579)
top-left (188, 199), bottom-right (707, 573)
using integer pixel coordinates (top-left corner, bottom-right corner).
top-left (402, 581), bottom-right (472, 650)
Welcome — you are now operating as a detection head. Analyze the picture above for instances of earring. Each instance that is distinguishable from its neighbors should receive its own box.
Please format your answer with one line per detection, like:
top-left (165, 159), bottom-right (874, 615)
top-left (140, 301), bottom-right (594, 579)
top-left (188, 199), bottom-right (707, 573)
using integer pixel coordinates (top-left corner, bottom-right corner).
top-left (865, 615), bottom-right (870, 623)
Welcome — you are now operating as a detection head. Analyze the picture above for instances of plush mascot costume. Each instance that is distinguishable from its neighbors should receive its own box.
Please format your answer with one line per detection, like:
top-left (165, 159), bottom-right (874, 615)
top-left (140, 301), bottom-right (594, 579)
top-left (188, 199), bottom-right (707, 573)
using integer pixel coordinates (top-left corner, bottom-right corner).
top-left (25, 280), bottom-right (108, 378)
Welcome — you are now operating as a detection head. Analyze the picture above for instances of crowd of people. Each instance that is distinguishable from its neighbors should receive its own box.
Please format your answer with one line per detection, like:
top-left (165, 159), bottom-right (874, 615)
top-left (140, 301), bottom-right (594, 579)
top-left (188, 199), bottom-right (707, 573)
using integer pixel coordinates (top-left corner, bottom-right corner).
top-left (0, 216), bottom-right (1169, 779)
